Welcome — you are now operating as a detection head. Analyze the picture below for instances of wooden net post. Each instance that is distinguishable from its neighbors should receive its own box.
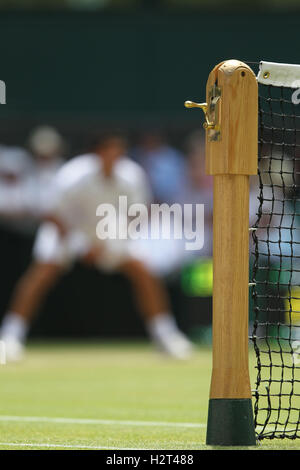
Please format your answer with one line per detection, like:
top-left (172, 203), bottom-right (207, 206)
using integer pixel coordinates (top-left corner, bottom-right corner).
top-left (185, 59), bottom-right (258, 446)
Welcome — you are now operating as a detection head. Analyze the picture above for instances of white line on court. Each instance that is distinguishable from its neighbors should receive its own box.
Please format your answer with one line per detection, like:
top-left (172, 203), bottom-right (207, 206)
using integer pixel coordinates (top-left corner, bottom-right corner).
top-left (0, 415), bottom-right (205, 429)
top-left (0, 415), bottom-right (293, 435)
top-left (0, 442), bottom-right (146, 450)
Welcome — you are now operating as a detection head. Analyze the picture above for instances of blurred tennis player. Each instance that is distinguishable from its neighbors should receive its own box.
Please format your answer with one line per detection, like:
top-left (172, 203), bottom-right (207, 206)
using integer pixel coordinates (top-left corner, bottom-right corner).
top-left (0, 132), bottom-right (193, 361)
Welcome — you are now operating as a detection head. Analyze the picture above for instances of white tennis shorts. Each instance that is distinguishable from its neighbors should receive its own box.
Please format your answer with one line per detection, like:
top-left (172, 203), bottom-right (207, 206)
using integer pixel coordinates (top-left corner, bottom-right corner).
top-left (33, 222), bottom-right (133, 272)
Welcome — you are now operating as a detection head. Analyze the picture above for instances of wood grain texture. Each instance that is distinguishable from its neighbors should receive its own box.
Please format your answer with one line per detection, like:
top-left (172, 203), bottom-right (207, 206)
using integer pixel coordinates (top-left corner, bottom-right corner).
top-left (210, 175), bottom-right (251, 398)
top-left (206, 60), bottom-right (258, 399)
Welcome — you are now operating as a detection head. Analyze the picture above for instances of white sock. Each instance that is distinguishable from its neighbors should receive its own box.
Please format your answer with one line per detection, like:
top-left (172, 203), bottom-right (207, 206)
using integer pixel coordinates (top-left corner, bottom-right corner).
top-left (0, 312), bottom-right (28, 343)
top-left (147, 313), bottom-right (180, 341)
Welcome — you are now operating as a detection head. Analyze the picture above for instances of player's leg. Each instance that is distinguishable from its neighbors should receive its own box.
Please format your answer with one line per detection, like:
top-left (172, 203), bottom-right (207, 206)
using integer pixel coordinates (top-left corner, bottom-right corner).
top-left (0, 222), bottom-right (69, 361)
top-left (8, 262), bottom-right (63, 321)
top-left (119, 258), bottom-right (193, 359)
top-left (0, 262), bottom-right (64, 361)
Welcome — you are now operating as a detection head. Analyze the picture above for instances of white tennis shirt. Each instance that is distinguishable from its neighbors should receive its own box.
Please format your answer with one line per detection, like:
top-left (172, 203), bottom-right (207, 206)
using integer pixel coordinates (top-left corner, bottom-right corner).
top-left (49, 153), bottom-right (152, 240)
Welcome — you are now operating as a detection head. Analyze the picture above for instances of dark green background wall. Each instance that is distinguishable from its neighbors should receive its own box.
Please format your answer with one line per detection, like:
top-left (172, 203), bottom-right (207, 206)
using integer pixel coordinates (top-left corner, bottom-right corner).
top-left (0, 10), bottom-right (300, 131)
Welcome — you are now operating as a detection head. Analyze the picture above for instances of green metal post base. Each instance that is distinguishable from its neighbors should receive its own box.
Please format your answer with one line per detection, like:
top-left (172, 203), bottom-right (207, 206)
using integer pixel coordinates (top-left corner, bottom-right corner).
top-left (206, 398), bottom-right (256, 446)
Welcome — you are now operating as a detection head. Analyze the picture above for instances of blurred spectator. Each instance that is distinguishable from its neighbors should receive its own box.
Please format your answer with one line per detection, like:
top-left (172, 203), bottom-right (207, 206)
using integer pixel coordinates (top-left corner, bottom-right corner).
top-left (250, 155), bottom-right (300, 273)
top-left (0, 145), bottom-right (34, 232)
top-left (27, 126), bottom-right (65, 217)
top-left (178, 130), bottom-right (213, 258)
top-left (133, 131), bottom-right (187, 204)
top-left (0, 126), bottom-right (65, 233)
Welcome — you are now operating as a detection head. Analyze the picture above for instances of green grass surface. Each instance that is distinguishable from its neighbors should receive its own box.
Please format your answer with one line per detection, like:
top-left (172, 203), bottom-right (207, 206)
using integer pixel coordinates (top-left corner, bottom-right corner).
top-left (0, 341), bottom-right (299, 450)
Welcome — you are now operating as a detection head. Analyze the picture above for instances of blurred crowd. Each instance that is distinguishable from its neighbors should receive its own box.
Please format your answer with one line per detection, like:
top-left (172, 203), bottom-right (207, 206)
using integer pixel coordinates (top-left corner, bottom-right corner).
top-left (0, 126), bottom-right (213, 276)
top-left (0, 127), bottom-right (65, 233)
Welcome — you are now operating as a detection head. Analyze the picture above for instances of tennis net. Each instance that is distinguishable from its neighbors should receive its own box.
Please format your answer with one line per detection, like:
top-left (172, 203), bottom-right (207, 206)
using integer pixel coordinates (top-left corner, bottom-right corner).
top-left (251, 61), bottom-right (300, 440)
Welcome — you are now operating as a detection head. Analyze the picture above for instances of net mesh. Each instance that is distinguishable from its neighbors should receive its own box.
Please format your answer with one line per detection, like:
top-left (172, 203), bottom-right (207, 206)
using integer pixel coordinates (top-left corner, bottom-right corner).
top-left (250, 63), bottom-right (300, 440)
